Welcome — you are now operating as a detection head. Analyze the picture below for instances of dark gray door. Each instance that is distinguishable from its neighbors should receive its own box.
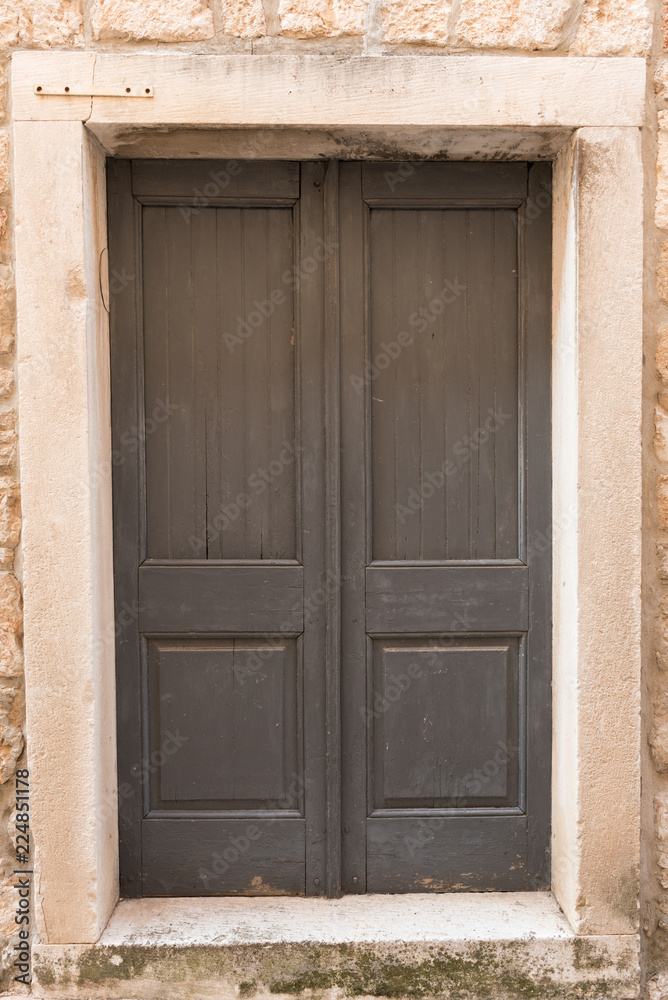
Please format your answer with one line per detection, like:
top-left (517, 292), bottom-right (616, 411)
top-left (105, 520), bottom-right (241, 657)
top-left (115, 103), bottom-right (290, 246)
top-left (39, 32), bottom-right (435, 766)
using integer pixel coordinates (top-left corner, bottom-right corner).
top-left (108, 159), bottom-right (551, 897)
top-left (338, 162), bottom-right (551, 892)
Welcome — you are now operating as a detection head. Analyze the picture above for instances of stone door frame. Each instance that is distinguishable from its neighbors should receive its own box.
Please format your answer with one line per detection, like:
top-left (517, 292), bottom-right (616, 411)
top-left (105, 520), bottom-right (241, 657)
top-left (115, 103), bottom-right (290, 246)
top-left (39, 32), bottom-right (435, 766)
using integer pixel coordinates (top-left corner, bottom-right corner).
top-left (11, 50), bottom-right (644, 946)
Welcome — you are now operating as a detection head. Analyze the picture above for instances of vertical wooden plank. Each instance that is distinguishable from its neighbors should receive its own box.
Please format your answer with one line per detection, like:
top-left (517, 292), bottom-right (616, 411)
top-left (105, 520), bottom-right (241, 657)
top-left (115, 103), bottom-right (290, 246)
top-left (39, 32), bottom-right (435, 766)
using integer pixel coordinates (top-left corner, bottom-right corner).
top-left (299, 160), bottom-right (328, 894)
top-left (444, 211), bottom-right (471, 560)
top-left (324, 161), bottom-right (342, 898)
top-left (391, 211), bottom-right (421, 561)
top-left (204, 209), bottom-right (223, 561)
top-left (242, 209), bottom-right (271, 559)
top-left (267, 208), bottom-right (297, 559)
top-left (164, 207), bottom-right (197, 558)
top-left (467, 210), bottom-right (495, 559)
top-left (340, 163), bottom-right (368, 893)
top-left (109, 159), bottom-right (143, 895)
top-left (523, 162), bottom-right (552, 885)
top-left (417, 210), bottom-right (448, 560)
top-left (142, 206), bottom-right (171, 560)
top-left (217, 208), bottom-right (247, 559)
top-left (493, 210), bottom-right (520, 560)
top-left (191, 208), bottom-right (218, 560)
top-left (368, 210), bottom-right (398, 561)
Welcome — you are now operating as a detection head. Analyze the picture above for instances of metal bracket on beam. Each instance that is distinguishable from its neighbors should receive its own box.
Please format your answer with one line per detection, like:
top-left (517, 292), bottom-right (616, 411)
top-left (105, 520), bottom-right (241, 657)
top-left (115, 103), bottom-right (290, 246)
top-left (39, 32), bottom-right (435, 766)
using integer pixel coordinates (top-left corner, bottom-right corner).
top-left (34, 84), bottom-right (154, 97)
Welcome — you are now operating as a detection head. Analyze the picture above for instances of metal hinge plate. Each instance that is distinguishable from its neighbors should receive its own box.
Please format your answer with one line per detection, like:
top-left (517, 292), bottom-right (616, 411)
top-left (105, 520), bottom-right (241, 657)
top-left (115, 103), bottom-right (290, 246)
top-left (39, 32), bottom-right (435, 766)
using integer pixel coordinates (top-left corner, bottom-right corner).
top-left (34, 84), bottom-right (154, 97)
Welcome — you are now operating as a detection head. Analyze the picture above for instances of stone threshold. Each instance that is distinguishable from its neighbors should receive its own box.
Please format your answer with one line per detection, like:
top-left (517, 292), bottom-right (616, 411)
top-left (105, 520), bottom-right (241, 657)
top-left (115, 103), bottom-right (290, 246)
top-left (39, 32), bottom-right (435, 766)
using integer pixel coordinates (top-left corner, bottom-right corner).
top-left (33, 893), bottom-right (639, 1000)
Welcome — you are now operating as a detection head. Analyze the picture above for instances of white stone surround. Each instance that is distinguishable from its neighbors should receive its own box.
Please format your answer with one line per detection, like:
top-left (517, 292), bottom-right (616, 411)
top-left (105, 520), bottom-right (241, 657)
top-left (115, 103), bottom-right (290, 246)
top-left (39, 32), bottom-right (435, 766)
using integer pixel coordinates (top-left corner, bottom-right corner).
top-left (10, 49), bottom-right (645, 992)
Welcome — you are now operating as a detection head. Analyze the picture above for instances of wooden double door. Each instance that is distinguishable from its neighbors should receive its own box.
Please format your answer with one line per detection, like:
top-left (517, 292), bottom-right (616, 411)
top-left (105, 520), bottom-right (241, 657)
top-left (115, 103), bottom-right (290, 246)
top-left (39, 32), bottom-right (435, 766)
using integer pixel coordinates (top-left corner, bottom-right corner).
top-left (108, 159), bottom-right (551, 897)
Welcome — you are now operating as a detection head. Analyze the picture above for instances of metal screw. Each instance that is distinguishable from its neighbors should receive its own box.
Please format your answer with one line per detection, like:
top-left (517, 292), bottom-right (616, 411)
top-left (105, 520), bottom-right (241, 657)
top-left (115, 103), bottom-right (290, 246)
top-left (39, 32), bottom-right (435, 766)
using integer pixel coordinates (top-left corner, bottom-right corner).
top-left (352, 876), bottom-right (358, 883)
top-left (314, 878), bottom-right (320, 886)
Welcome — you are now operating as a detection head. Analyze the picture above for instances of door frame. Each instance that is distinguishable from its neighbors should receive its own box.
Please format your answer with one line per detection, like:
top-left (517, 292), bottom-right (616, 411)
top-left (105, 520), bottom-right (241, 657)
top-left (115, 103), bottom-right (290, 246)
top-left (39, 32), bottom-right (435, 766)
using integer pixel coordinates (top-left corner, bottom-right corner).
top-left (11, 50), bottom-right (643, 945)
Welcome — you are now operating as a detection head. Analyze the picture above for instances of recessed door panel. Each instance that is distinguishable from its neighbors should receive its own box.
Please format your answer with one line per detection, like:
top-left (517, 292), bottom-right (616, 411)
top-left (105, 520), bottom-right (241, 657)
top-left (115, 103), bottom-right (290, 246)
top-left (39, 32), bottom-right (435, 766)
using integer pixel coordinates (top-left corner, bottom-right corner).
top-left (369, 208), bottom-right (520, 562)
top-left (142, 205), bottom-right (297, 562)
top-left (150, 639), bottom-right (299, 809)
top-left (371, 639), bottom-right (520, 810)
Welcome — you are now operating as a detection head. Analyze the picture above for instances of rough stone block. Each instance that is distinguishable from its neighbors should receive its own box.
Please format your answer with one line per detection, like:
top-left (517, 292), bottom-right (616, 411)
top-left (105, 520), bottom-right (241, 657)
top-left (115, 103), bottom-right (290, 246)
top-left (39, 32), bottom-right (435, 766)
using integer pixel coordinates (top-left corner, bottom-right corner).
top-left (0, 0), bottom-right (83, 47)
top-left (656, 60), bottom-right (668, 105)
top-left (657, 793), bottom-right (668, 889)
top-left (0, 480), bottom-right (20, 556)
top-left (658, 541), bottom-right (668, 581)
top-left (658, 130), bottom-right (668, 232)
top-left (0, 372), bottom-right (13, 402)
top-left (0, 282), bottom-right (13, 356)
top-left (223, 0), bottom-right (266, 37)
top-left (382, 0), bottom-right (451, 46)
top-left (91, 0), bottom-right (215, 41)
top-left (656, 407), bottom-right (668, 463)
top-left (0, 133), bottom-right (8, 198)
top-left (279, 0), bottom-right (366, 37)
top-left (0, 549), bottom-right (14, 571)
top-left (0, 413), bottom-right (17, 473)
top-left (659, 248), bottom-right (668, 306)
top-left (0, 326), bottom-right (13, 358)
top-left (453, 0), bottom-right (570, 50)
top-left (571, 0), bottom-right (653, 57)
top-left (657, 327), bottom-right (668, 383)
top-left (0, 413), bottom-right (17, 471)
top-left (649, 974), bottom-right (668, 1000)
top-left (0, 686), bottom-right (22, 784)
top-left (658, 474), bottom-right (668, 527)
top-left (651, 688), bottom-right (668, 774)
top-left (0, 574), bottom-right (21, 678)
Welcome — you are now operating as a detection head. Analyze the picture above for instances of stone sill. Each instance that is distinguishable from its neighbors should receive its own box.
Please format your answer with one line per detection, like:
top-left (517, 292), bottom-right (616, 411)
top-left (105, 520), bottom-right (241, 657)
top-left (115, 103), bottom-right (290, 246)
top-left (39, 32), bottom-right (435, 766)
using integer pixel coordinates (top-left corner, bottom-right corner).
top-left (33, 893), bottom-right (640, 1000)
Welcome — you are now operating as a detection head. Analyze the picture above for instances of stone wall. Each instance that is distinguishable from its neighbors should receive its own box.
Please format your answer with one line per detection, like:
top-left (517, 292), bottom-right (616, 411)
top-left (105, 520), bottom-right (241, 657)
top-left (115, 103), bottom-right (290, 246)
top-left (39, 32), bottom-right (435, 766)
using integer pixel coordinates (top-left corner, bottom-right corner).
top-left (0, 0), bottom-right (663, 993)
top-left (650, 1), bottom-right (668, 994)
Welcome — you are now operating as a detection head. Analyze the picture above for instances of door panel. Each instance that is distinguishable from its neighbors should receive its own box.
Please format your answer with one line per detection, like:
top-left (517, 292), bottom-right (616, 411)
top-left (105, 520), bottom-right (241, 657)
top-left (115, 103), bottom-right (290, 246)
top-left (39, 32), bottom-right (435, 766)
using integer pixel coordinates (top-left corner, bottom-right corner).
top-left (368, 208), bottom-right (519, 562)
top-left (108, 159), bottom-right (329, 897)
top-left (149, 638), bottom-right (298, 807)
top-left (109, 158), bottom-right (551, 898)
top-left (340, 161), bottom-right (551, 894)
top-left (371, 638), bottom-right (520, 809)
top-left (142, 204), bottom-right (297, 561)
